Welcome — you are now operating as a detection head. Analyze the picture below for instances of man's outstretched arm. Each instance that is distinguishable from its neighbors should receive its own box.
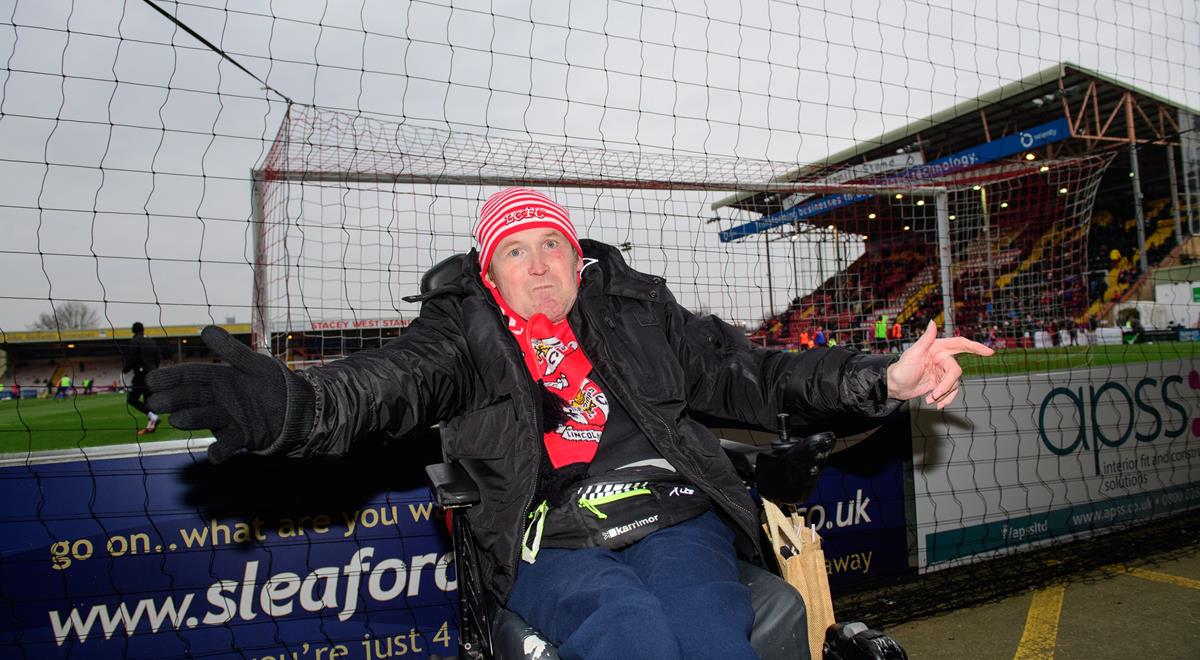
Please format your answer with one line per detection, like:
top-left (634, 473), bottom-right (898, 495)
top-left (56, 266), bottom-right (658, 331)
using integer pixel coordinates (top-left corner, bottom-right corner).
top-left (148, 301), bottom-right (470, 462)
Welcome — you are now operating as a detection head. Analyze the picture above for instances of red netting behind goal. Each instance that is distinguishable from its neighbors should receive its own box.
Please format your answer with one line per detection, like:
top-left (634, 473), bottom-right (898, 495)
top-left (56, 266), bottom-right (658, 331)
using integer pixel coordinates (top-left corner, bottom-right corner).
top-left (255, 105), bottom-right (1114, 360)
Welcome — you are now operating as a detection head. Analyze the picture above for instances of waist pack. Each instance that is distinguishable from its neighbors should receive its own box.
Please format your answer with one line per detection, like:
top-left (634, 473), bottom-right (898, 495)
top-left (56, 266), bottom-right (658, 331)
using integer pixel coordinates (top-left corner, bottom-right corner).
top-left (522, 471), bottom-right (711, 561)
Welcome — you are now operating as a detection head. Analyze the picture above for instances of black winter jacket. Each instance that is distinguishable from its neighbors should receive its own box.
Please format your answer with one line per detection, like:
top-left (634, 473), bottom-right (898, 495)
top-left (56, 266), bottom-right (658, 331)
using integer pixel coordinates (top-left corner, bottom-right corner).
top-left (123, 335), bottom-right (160, 375)
top-left (292, 239), bottom-right (898, 601)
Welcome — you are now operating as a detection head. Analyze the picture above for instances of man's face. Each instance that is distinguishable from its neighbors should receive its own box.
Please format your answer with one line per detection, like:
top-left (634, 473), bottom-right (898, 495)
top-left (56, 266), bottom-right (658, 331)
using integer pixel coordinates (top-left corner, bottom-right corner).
top-left (485, 227), bottom-right (580, 322)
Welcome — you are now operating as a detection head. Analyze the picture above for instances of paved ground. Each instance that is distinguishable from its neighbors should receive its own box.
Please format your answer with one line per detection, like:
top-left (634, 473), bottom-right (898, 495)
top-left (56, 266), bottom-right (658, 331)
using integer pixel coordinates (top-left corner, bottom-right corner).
top-left (885, 546), bottom-right (1200, 659)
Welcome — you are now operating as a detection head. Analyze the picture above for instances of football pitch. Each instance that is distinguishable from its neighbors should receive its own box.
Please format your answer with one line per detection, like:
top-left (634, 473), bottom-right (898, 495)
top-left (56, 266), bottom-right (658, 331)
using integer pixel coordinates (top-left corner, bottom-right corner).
top-left (2, 342), bottom-right (1198, 454)
top-left (957, 341), bottom-right (1200, 376)
top-left (0, 393), bottom-right (196, 454)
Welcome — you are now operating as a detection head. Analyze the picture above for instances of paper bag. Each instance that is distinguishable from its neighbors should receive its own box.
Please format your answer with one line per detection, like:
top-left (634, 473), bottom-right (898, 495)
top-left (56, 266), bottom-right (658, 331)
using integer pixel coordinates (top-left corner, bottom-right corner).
top-left (763, 498), bottom-right (836, 660)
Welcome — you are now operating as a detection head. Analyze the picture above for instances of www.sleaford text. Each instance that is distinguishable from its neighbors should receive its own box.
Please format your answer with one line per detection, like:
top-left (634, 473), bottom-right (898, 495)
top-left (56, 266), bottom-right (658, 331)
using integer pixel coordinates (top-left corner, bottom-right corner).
top-left (48, 547), bottom-right (454, 645)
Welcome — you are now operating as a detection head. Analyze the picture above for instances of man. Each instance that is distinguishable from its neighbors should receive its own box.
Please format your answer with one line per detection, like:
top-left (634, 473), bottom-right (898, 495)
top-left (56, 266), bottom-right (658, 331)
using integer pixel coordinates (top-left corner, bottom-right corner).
top-left (55, 373), bottom-right (72, 399)
top-left (148, 187), bottom-right (991, 659)
top-left (123, 321), bottom-right (161, 434)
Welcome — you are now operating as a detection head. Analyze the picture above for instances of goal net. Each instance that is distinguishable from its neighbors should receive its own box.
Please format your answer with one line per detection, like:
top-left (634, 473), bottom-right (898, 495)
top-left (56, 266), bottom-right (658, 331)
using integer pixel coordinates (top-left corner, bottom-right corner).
top-left (256, 104), bottom-right (1115, 361)
top-left (1, 2), bottom-right (1196, 655)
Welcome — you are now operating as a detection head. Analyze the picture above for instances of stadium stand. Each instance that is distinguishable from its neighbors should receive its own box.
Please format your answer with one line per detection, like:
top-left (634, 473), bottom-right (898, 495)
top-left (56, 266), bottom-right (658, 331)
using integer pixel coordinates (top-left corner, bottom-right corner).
top-left (2, 357), bottom-right (124, 397)
top-left (3, 361), bottom-right (57, 397)
top-left (753, 195), bottom-right (1195, 352)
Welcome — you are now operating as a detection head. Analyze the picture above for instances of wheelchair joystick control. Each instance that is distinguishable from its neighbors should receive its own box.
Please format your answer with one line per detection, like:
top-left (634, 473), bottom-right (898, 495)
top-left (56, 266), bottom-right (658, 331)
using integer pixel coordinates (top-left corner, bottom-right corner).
top-left (773, 412), bottom-right (794, 450)
top-left (756, 423), bottom-right (837, 505)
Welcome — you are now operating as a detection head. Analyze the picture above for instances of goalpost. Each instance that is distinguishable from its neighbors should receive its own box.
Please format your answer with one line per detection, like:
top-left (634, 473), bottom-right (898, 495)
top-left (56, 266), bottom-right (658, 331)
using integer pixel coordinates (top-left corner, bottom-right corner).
top-left (252, 104), bottom-right (1115, 361)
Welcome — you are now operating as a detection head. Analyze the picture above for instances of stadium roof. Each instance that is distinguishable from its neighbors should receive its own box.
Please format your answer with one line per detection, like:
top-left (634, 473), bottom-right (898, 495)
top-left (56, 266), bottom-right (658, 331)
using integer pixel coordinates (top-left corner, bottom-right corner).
top-left (0, 317), bottom-right (410, 346)
top-left (0, 324), bottom-right (251, 345)
top-left (713, 62), bottom-right (1200, 215)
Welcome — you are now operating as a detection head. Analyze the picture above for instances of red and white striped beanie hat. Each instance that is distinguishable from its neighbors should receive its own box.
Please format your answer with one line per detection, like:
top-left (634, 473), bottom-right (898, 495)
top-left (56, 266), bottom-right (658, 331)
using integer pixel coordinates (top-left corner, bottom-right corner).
top-left (474, 187), bottom-right (582, 275)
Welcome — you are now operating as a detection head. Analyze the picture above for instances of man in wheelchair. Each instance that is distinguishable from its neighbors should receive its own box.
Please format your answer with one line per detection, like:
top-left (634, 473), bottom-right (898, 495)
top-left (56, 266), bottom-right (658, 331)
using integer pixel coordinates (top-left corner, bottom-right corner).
top-left (149, 187), bottom-right (992, 659)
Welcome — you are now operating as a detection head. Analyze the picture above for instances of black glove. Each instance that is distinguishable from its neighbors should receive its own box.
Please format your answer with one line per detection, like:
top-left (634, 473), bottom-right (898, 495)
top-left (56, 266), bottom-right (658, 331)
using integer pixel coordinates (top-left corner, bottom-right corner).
top-left (146, 326), bottom-right (316, 463)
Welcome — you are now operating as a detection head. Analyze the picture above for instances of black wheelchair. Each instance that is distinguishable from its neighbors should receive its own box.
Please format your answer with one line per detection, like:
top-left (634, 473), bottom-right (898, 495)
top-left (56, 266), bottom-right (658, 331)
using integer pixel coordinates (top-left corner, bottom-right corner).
top-left (426, 425), bottom-right (907, 660)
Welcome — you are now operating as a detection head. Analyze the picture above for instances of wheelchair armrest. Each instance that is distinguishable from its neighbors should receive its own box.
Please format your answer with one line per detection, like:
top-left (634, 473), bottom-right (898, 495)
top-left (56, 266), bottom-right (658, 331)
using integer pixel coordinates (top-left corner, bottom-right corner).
top-left (425, 462), bottom-right (481, 508)
top-left (719, 438), bottom-right (768, 482)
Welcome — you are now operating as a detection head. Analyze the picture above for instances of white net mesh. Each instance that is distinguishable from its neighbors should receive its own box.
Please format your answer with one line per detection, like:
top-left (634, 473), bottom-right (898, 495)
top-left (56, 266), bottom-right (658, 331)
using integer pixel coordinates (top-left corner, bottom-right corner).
top-left (257, 105), bottom-right (1115, 359)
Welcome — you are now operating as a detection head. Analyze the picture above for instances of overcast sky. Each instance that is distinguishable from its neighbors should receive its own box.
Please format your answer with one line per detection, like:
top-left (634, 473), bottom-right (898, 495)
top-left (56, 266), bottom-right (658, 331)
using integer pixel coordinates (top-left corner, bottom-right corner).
top-left (0, 0), bottom-right (1196, 334)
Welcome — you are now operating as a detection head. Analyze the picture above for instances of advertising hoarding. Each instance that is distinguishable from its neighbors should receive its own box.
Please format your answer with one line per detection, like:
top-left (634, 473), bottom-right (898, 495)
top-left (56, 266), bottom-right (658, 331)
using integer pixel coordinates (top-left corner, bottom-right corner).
top-left (0, 443), bottom-right (458, 659)
top-left (911, 362), bottom-right (1200, 570)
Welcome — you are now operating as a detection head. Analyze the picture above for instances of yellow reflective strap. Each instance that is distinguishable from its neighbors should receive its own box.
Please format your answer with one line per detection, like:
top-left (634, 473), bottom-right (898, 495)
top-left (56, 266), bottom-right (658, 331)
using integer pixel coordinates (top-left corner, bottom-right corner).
top-left (521, 500), bottom-right (550, 564)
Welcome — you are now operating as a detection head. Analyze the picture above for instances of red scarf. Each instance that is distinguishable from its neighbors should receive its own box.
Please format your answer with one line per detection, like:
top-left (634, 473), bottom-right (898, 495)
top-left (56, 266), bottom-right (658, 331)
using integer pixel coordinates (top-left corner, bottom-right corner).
top-left (486, 287), bottom-right (607, 468)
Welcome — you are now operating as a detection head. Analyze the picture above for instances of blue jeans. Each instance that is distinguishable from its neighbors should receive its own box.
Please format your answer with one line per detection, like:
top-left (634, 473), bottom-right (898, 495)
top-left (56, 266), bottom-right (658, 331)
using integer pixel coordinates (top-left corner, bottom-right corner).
top-left (505, 511), bottom-right (757, 660)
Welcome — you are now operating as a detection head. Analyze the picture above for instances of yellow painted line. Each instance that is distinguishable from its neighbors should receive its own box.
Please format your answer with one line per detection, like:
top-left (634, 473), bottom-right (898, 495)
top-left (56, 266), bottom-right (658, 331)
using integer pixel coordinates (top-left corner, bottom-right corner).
top-left (1013, 583), bottom-right (1066, 660)
top-left (1109, 564), bottom-right (1200, 590)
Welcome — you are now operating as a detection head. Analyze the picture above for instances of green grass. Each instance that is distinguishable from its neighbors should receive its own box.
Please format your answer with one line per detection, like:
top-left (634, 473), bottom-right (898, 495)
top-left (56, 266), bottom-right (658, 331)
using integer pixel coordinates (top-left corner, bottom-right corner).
top-left (0, 392), bottom-right (198, 454)
top-left (3, 343), bottom-right (1198, 454)
top-left (958, 341), bottom-right (1200, 377)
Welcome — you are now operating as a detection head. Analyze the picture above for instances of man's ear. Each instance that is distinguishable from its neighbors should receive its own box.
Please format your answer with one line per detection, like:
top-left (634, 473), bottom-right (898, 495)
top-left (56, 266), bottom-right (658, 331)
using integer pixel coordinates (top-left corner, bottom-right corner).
top-left (483, 270), bottom-right (496, 287)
